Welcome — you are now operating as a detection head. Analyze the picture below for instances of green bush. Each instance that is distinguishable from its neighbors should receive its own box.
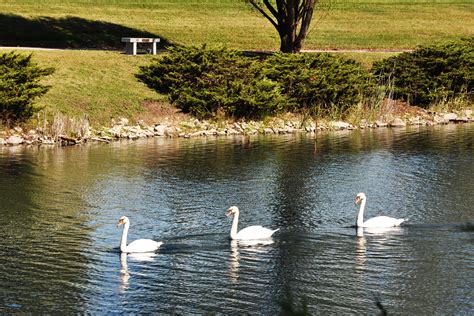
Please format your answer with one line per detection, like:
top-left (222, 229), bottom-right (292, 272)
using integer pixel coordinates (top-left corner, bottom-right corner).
top-left (372, 37), bottom-right (473, 107)
top-left (0, 51), bottom-right (55, 123)
top-left (262, 53), bottom-right (375, 116)
top-left (137, 46), bottom-right (285, 119)
top-left (137, 46), bottom-right (374, 119)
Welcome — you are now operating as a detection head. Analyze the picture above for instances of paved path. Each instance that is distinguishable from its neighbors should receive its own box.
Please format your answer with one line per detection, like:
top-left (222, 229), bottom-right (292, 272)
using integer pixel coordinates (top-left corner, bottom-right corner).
top-left (0, 46), bottom-right (411, 53)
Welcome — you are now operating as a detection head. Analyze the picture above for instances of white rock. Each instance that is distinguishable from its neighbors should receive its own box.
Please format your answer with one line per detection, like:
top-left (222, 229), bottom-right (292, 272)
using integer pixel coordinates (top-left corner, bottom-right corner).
top-left (409, 117), bottom-right (422, 125)
top-left (6, 135), bottom-right (24, 145)
top-left (330, 121), bottom-right (351, 130)
top-left (0, 138), bottom-right (6, 145)
top-left (359, 119), bottom-right (370, 129)
top-left (154, 125), bottom-right (167, 136)
top-left (464, 109), bottom-right (472, 117)
top-left (41, 138), bottom-right (55, 145)
top-left (443, 113), bottom-right (457, 121)
top-left (164, 126), bottom-right (177, 137)
top-left (433, 115), bottom-right (448, 124)
top-left (390, 118), bottom-right (406, 127)
top-left (108, 125), bottom-right (123, 137)
top-left (190, 131), bottom-right (203, 137)
top-left (143, 130), bottom-right (153, 137)
top-left (118, 117), bottom-right (129, 126)
top-left (206, 129), bottom-right (217, 136)
top-left (226, 128), bottom-right (239, 135)
top-left (375, 120), bottom-right (388, 127)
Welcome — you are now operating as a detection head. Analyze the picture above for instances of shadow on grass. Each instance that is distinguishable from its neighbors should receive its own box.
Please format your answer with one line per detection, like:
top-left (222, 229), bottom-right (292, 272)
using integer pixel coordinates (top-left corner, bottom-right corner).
top-left (0, 13), bottom-right (172, 50)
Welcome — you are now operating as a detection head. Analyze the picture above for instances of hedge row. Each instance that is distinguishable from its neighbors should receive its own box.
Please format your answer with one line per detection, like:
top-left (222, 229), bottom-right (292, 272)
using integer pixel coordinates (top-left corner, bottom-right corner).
top-left (138, 38), bottom-right (473, 119)
top-left (137, 46), bottom-right (373, 119)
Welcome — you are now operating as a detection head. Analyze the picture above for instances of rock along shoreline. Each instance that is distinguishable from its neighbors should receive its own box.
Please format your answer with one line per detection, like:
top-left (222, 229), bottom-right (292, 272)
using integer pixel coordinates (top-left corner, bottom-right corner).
top-left (0, 110), bottom-right (472, 147)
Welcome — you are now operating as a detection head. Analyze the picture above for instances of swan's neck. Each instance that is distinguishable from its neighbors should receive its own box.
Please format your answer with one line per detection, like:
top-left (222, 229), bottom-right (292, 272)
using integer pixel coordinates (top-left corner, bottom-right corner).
top-left (356, 199), bottom-right (366, 227)
top-left (230, 212), bottom-right (239, 240)
top-left (120, 222), bottom-right (129, 252)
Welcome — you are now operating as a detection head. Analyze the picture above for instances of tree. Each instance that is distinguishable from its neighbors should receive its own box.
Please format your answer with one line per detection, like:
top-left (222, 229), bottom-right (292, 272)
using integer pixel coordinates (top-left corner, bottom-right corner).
top-left (247, 0), bottom-right (319, 53)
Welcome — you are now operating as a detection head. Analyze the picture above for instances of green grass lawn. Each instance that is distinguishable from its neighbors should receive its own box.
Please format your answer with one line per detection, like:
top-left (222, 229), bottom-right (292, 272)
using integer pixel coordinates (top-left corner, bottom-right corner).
top-left (13, 49), bottom-right (162, 126)
top-left (1, 0), bottom-right (472, 50)
top-left (1, 0), bottom-right (472, 126)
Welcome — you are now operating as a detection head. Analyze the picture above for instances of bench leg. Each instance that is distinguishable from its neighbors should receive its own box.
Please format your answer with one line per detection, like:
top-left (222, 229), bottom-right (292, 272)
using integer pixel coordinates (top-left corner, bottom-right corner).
top-left (152, 42), bottom-right (157, 55)
top-left (125, 42), bottom-right (138, 55)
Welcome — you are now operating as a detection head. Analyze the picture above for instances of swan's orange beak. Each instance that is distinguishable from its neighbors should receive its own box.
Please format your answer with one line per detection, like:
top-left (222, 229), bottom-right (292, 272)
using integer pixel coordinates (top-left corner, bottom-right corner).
top-left (117, 219), bottom-right (124, 227)
top-left (355, 197), bottom-right (360, 204)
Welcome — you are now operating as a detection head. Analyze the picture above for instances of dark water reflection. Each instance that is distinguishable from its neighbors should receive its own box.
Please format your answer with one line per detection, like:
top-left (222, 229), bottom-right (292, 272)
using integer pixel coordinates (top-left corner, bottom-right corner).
top-left (0, 124), bottom-right (473, 313)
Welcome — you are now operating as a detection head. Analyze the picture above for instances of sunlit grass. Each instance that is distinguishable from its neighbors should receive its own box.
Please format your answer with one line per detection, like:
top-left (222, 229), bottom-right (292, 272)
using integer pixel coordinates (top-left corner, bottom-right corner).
top-left (12, 49), bottom-right (163, 126)
top-left (1, 0), bottom-right (472, 50)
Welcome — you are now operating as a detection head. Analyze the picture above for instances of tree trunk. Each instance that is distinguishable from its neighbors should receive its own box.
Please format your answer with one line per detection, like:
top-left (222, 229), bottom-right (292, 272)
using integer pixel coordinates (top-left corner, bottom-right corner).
top-left (249, 0), bottom-right (318, 54)
top-left (279, 27), bottom-right (298, 53)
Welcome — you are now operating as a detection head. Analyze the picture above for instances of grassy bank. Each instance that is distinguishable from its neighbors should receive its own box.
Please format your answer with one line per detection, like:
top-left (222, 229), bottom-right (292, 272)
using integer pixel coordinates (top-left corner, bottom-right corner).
top-left (10, 49), bottom-right (162, 126)
top-left (1, 0), bottom-right (472, 50)
top-left (1, 48), bottom-right (397, 127)
top-left (1, 0), bottom-right (472, 129)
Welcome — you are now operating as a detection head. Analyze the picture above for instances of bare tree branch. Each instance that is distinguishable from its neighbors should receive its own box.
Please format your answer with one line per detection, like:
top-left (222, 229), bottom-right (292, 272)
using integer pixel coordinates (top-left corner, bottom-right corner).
top-left (248, 0), bottom-right (278, 29)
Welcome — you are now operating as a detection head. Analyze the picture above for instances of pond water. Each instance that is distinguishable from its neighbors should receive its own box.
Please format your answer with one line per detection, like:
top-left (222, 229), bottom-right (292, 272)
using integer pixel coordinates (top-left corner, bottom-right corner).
top-left (0, 124), bottom-right (473, 314)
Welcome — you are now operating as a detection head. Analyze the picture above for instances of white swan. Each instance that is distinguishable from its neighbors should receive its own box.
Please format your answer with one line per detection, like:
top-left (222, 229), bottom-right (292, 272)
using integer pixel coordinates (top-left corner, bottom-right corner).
top-left (117, 216), bottom-right (163, 253)
top-left (355, 193), bottom-right (405, 228)
top-left (226, 206), bottom-right (279, 240)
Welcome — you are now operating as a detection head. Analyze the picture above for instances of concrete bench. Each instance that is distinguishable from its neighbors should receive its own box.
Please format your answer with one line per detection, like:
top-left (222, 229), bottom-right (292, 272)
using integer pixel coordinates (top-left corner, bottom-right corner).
top-left (121, 37), bottom-right (161, 55)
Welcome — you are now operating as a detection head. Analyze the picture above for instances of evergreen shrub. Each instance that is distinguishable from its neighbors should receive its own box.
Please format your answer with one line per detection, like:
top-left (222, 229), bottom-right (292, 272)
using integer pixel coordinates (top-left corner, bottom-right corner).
top-left (0, 51), bottom-right (55, 122)
top-left (137, 46), bottom-right (375, 118)
top-left (262, 53), bottom-right (375, 115)
top-left (137, 46), bottom-right (285, 118)
top-left (372, 37), bottom-right (473, 107)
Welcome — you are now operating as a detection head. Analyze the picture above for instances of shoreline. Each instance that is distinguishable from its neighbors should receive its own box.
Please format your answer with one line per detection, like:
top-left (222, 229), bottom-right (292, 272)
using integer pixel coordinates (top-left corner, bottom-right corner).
top-left (1, 109), bottom-right (472, 147)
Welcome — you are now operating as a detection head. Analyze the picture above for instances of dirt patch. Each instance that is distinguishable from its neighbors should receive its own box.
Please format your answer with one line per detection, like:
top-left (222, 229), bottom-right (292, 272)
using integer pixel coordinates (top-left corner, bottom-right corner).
top-left (381, 100), bottom-right (430, 118)
top-left (136, 100), bottom-right (192, 125)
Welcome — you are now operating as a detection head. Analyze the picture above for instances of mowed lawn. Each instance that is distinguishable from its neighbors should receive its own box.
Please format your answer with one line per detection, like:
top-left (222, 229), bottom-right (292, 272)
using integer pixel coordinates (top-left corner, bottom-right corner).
top-left (1, 0), bottom-right (472, 50)
top-left (17, 50), bottom-right (162, 126)
top-left (0, 0), bottom-right (472, 126)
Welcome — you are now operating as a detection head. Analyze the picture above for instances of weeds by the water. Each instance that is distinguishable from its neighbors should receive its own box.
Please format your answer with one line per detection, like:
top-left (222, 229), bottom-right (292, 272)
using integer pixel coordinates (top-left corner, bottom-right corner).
top-left (49, 113), bottom-right (90, 140)
top-left (429, 95), bottom-right (474, 114)
top-left (346, 73), bottom-right (396, 125)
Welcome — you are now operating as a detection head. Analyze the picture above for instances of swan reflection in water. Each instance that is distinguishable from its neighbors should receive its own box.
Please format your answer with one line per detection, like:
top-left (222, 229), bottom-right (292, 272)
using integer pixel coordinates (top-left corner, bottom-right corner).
top-left (119, 252), bottom-right (157, 293)
top-left (228, 238), bottom-right (275, 283)
top-left (355, 227), bottom-right (367, 269)
top-left (355, 226), bottom-right (403, 269)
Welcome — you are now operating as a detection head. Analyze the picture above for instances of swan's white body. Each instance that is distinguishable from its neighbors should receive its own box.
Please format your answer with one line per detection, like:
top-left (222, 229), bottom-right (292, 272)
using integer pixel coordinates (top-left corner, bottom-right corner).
top-left (117, 216), bottom-right (163, 253)
top-left (355, 193), bottom-right (405, 228)
top-left (226, 206), bottom-right (279, 240)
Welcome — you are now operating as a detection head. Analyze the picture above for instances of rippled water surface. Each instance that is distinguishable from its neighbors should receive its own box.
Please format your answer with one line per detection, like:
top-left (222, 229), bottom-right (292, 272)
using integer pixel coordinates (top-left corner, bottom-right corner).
top-left (0, 124), bottom-right (473, 314)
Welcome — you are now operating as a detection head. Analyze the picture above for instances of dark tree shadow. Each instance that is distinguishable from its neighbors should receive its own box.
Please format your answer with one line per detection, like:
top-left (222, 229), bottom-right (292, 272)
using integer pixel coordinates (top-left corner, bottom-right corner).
top-left (0, 13), bottom-right (172, 50)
